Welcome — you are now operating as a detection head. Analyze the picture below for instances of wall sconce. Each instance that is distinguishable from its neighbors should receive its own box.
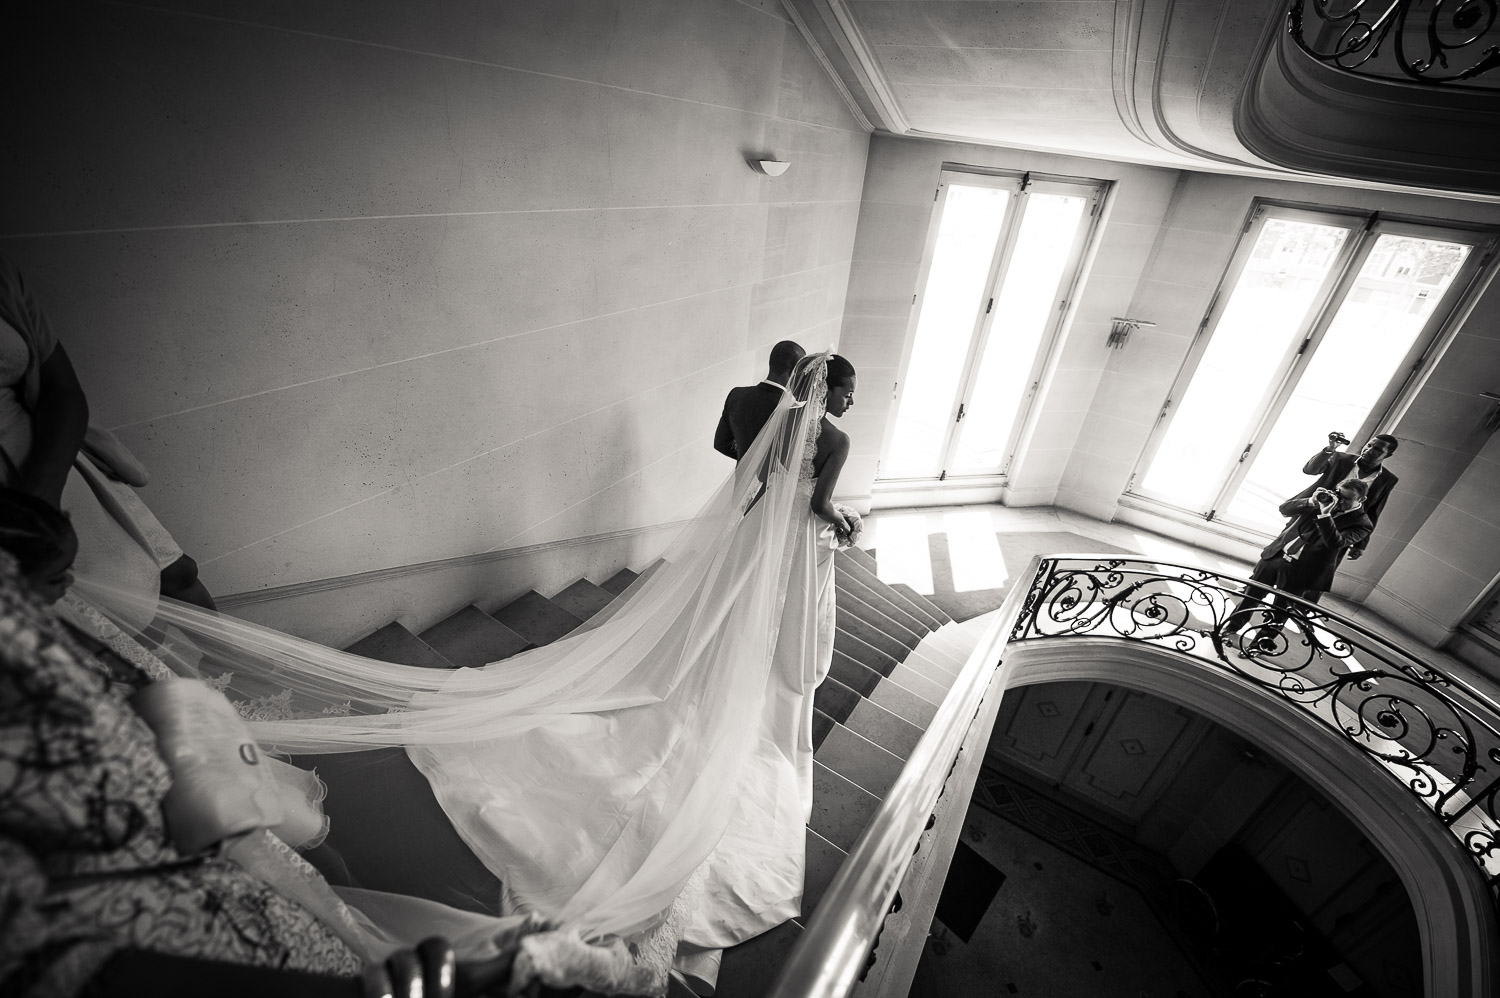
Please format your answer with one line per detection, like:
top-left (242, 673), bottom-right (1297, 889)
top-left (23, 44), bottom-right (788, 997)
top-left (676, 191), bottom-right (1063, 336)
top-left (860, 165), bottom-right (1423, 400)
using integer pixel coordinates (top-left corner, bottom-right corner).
top-left (749, 159), bottom-right (791, 177)
top-left (1106, 316), bottom-right (1156, 349)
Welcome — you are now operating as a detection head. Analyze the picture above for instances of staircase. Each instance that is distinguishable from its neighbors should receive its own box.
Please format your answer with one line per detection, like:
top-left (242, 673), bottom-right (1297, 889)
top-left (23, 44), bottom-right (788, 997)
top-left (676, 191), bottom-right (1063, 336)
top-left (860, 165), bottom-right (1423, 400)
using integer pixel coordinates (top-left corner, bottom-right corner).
top-left (305, 546), bottom-right (980, 996)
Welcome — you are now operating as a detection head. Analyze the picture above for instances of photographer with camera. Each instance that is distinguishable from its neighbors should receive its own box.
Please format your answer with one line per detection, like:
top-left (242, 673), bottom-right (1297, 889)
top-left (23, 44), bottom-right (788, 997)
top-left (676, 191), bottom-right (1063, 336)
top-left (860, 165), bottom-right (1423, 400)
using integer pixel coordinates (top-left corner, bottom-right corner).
top-left (1296, 430), bottom-right (1399, 564)
top-left (1224, 478), bottom-right (1374, 645)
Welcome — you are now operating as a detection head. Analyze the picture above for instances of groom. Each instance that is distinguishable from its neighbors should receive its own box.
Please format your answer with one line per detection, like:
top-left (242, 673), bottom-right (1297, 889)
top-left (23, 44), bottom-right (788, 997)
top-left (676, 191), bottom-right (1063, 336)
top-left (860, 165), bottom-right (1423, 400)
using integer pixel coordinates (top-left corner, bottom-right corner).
top-left (714, 340), bottom-right (806, 461)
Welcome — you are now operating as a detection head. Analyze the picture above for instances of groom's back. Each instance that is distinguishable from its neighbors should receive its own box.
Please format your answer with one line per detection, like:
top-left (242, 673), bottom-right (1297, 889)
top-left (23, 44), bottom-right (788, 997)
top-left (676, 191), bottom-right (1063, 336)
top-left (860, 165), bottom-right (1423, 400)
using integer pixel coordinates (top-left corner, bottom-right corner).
top-left (718, 383), bottom-right (784, 460)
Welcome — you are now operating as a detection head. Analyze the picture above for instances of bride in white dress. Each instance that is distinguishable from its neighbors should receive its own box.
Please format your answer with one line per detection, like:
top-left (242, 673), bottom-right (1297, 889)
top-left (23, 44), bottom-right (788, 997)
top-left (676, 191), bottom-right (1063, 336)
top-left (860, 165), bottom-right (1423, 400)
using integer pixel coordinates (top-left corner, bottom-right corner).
top-left (73, 351), bottom-right (860, 995)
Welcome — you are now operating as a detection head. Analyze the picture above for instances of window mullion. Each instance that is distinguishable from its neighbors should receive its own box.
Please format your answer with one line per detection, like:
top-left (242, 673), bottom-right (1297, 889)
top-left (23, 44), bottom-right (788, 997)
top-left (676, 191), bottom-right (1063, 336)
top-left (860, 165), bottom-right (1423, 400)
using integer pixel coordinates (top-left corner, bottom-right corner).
top-left (1207, 216), bottom-right (1375, 518)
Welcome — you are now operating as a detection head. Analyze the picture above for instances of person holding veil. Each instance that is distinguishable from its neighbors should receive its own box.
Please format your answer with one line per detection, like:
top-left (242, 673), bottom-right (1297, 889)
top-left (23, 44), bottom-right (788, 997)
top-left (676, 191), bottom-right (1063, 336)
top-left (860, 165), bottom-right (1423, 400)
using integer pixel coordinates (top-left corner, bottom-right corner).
top-left (49, 351), bottom-right (861, 996)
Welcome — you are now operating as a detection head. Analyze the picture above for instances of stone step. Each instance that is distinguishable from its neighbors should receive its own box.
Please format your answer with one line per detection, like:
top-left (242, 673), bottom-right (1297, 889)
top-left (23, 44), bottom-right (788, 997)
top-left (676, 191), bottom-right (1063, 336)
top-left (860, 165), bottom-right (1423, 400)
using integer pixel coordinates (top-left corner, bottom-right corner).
top-left (601, 567), bottom-right (639, 596)
top-left (844, 545), bottom-right (956, 626)
top-left (810, 760), bottom-right (881, 851)
top-left (836, 586), bottom-right (923, 653)
top-left (716, 919), bottom-right (803, 998)
top-left (833, 620), bottom-right (902, 674)
top-left (828, 647), bottom-right (945, 717)
top-left (305, 625), bottom-right (506, 913)
top-left (813, 677), bottom-right (925, 759)
top-left (832, 637), bottom-right (940, 725)
top-left (813, 718), bottom-right (905, 799)
top-left (835, 598), bottom-right (916, 663)
top-left (835, 564), bottom-right (933, 640)
top-left (802, 826), bottom-right (846, 919)
top-left (889, 581), bottom-right (953, 627)
top-left (490, 589), bottom-right (584, 647)
top-left (343, 621), bottom-right (456, 671)
top-left (418, 605), bottom-right (531, 668)
top-left (551, 578), bottom-right (615, 621)
top-left (836, 549), bottom-right (947, 630)
top-left (304, 748), bottom-right (504, 915)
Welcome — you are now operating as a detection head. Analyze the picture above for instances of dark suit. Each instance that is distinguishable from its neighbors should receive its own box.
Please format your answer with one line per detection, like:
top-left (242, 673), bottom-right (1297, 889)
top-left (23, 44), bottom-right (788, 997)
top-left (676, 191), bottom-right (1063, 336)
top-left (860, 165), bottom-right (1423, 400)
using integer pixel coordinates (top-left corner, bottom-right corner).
top-left (1295, 449), bottom-right (1397, 556)
top-left (714, 381), bottom-right (786, 461)
top-left (1226, 494), bottom-right (1372, 636)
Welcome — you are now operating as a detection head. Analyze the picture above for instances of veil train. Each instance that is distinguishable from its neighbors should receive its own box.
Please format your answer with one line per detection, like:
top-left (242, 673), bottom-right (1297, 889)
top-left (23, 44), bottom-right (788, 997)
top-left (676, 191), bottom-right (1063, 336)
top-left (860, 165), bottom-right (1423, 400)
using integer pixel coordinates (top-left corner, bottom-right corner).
top-left (70, 352), bottom-right (840, 994)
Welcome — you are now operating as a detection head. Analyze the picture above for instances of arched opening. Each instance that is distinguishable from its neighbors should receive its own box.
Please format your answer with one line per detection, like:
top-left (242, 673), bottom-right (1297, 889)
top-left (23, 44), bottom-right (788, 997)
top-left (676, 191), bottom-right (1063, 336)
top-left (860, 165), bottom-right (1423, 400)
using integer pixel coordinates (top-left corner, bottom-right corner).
top-left (995, 640), bottom-right (1497, 997)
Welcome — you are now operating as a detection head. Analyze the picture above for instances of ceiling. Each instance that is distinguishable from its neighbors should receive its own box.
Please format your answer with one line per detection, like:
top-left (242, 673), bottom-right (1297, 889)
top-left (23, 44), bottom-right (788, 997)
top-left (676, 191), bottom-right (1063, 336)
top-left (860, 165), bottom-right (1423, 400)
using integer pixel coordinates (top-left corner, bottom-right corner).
top-left (783, 0), bottom-right (1500, 198)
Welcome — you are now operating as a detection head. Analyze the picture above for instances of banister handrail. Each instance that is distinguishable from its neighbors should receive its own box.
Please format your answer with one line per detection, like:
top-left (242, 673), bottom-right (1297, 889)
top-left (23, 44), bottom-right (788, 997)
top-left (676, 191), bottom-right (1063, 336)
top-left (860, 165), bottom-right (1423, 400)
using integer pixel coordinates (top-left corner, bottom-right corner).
top-left (767, 554), bottom-right (1044, 998)
top-left (769, 553), bottom-right (1500, 998)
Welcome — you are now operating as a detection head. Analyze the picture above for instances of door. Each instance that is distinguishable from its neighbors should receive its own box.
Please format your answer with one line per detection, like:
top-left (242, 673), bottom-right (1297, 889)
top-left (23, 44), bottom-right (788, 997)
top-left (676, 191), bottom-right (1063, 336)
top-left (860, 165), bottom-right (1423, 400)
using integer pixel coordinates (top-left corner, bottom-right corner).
top-left (881, 171), bottom-right (1100, 483)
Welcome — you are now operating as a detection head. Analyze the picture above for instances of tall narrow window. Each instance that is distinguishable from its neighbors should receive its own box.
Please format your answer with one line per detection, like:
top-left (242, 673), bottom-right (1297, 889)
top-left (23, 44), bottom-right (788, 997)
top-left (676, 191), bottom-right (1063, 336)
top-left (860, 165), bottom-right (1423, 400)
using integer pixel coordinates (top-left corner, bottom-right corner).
top-left (882, 172), bottom-right (1099, 484)
top-left (1133, 204), bottom-right (1490, 532)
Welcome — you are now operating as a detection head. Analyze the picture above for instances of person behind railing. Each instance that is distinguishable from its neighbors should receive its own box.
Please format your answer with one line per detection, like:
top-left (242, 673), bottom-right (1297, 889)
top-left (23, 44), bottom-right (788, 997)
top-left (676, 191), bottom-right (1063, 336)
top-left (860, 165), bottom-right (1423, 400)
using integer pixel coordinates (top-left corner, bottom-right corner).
top-left (1224, 479), bottom-right (1373, 649)
top-left (1297, 431), bottom-right (1399, 577)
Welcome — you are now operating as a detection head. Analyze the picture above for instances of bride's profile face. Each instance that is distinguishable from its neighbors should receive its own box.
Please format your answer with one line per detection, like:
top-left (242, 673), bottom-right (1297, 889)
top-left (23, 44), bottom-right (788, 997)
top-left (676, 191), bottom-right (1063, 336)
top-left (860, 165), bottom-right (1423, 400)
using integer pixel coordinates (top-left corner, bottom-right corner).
top-left (826, 376), bottom-right (856, 417)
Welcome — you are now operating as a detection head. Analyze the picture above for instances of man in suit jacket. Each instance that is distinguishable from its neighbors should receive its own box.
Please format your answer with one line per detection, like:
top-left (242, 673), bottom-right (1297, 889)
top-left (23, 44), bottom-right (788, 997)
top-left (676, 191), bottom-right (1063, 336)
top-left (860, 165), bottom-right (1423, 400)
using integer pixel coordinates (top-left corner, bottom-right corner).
top-left (1225, 478), bottom-right (1374, 641)
top-left (713, 340), bottom-right (805, 461)
top-left (1293, 432), bottom-right (1399, 563)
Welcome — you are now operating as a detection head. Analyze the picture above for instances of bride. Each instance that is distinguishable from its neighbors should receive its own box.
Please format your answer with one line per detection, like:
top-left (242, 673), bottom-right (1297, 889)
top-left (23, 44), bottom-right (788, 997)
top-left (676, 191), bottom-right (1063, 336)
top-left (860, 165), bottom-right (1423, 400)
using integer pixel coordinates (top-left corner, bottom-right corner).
top-left (68, 351), bottom-right (860, 995)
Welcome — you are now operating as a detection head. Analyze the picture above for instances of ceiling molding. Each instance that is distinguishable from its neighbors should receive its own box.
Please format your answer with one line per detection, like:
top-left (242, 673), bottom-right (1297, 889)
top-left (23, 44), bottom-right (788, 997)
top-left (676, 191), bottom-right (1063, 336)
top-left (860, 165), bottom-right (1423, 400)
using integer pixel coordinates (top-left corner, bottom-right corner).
top-left (779, 0), bottom-right (874, 133)
top-left (780, 0), bottom-right (907, 134)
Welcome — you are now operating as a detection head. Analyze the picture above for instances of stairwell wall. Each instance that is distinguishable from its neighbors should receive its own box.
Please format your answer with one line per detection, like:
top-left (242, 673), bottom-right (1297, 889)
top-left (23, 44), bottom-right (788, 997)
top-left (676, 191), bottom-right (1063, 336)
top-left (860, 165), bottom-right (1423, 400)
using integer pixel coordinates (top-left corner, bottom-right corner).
top-left (0, 0), bottom-right (870, 640)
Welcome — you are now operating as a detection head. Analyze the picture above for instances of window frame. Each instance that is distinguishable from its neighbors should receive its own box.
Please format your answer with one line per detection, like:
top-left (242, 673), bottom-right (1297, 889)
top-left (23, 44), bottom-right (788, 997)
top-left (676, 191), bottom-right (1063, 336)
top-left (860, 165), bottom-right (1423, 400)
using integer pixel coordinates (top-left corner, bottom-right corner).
top-left (1127, 199), bottom-right (1496, 529)
top-left (878, 168), bottom-right (1104, 484)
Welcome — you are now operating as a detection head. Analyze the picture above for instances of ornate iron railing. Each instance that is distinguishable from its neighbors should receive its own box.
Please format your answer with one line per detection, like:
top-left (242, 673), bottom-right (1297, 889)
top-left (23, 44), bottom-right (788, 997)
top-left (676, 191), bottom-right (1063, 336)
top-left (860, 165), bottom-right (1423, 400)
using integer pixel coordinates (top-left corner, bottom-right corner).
top-left (1288, 0), bottom-right (1500, 88)
top-left (1012, 556), bottom-right (1500, 902)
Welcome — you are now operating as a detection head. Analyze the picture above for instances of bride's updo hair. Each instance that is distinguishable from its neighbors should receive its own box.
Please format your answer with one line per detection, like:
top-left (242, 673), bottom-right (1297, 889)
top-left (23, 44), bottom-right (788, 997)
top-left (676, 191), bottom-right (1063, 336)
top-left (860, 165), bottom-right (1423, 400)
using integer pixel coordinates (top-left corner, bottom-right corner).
top-left (826, 354), bottom-right (856, 387)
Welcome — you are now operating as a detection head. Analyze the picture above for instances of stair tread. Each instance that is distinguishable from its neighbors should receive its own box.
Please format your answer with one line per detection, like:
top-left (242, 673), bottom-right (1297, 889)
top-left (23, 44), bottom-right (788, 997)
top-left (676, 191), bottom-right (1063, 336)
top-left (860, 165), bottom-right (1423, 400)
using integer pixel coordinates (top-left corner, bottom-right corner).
top-left (813, 720), bottom-right (904, 799)
top-left (810, 760), bottom-right (881, 851)
top-left (490, 590), bottom-right (584, 647)
top-left (835, 567), bottom-right (932, 638)
top-left (836, 550), bottom-right (947, 629)
top-left (418, 605), bottom-right (530, 668)
top-left (551, 578), bottom-right (615, 621)
top-left (801, 827), bottom-right (846, 919)
top-left (717, 919), bottom-right (803, 998)
top-left (814, 677), bottom-right (924, 759)
top-left (601, 567), bottom-right (639, 596)
top-left (847, 545), bottom-right (954, 624)
top-left (835, 604), bottom-right (915, 663)
top-left (836, 587), bottom-right (923, 652)
top-left (301, 748), bottom-right (503, 914)
top-left (343, 621), bottom-right (455, 670)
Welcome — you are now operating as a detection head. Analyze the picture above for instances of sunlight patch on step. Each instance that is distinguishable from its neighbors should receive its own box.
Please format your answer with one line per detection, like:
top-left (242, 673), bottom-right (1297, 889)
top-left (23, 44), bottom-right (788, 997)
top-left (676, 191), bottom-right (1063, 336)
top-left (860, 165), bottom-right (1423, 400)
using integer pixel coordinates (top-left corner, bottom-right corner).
top-left (873, 512), bottom-right (934, 595)
top-left (943, 508), bottom-right (1008, 593)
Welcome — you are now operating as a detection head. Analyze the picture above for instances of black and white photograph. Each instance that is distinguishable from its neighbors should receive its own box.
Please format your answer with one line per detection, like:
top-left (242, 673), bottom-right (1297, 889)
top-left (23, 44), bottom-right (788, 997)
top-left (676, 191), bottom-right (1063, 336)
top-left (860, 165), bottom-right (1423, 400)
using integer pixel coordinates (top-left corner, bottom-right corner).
top-left (3, 3), bottom-right (1500, 997)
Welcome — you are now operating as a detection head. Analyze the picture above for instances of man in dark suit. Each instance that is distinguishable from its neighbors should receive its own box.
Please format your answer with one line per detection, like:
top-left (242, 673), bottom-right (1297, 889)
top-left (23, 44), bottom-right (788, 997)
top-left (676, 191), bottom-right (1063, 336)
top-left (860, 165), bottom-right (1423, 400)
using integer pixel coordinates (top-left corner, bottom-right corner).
top-left (1293, 432), bottom-right (1399, 563)
top-left (713, 340), bottom-right (806, 461)
top-left (1225, 478), bottom-right (1374, 642)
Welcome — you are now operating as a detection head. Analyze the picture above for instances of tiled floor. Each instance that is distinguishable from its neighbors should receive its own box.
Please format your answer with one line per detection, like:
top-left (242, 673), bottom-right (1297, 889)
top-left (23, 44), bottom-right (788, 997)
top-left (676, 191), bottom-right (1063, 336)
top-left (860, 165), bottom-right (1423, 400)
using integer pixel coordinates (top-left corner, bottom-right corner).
top-left (907, 799), bottom-right (1212, 998)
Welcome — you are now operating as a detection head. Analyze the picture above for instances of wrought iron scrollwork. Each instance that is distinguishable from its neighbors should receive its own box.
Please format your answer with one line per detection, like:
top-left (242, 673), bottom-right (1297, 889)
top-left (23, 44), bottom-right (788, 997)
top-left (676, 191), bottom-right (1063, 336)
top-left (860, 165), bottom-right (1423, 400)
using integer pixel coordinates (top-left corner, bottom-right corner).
top-left (1011, 556), bottom-right (1500, 905)
top-left (1288, 0), bottom-right (1500, 87)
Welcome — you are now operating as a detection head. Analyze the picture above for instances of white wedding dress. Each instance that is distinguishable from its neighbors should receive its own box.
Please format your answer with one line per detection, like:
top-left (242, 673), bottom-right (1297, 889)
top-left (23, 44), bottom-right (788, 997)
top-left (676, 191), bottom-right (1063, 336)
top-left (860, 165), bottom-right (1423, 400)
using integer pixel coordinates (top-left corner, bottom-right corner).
top-left (73, 354), bottom-right (842, 995)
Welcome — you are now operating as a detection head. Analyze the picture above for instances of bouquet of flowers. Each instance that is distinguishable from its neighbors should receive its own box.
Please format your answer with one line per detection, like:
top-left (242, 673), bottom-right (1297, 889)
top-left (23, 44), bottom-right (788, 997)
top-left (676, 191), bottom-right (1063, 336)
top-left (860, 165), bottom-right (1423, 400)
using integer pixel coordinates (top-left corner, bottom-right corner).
top-left (833, 503), bottom-right (864, 550)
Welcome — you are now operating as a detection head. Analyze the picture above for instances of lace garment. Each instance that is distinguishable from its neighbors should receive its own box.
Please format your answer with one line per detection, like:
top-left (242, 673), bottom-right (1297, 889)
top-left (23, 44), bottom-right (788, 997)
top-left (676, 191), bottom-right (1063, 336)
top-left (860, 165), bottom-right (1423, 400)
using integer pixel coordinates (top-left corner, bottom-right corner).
top-left (0, 557), bottom-right (362, 996)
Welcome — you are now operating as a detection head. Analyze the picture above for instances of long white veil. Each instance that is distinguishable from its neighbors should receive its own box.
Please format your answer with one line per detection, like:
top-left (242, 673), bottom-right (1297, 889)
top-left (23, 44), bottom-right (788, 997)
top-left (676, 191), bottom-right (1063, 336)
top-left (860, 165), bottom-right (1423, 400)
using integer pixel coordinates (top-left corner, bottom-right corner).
top-left (72, 352), bottom-right (834, 951)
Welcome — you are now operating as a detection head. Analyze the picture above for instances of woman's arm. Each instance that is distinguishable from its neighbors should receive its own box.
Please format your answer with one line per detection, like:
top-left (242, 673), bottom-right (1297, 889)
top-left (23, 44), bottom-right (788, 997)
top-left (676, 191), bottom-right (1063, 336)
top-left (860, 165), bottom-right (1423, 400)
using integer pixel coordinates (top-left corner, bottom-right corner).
top-left (23, 342), bottom-right (89, 508)
top-left (810, 432), bottom-right (851, 535)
